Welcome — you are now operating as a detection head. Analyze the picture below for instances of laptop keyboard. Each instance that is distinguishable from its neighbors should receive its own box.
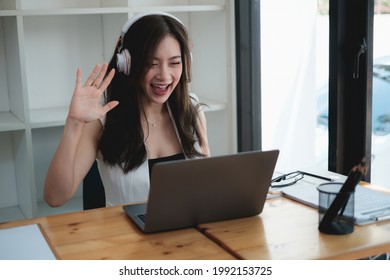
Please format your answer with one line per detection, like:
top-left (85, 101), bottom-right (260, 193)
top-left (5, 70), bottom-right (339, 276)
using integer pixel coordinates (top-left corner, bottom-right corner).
top-left (137, 213), bottom-right (147, 223)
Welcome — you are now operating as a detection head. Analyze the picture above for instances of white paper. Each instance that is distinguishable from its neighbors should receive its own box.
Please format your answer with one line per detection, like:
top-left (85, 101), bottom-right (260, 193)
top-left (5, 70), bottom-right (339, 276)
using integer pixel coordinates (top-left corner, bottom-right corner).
top-left (0, 224), bottom-right (56, 260)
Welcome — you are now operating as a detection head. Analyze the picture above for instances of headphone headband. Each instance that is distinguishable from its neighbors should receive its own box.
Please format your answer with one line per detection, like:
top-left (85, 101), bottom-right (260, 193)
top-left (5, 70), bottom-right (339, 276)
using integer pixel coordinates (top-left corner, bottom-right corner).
top-left (120, 11), bottom-right (184, 36)
top-left (116, 11), bottom-right (186, 76)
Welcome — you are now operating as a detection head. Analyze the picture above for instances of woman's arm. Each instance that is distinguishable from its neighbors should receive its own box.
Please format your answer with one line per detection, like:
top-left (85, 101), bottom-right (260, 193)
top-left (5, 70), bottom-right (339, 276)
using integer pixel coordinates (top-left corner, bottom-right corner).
top-left (44, 119), bottom-right (101, 207)
top-left (44, 64), bottom-right (117, 207)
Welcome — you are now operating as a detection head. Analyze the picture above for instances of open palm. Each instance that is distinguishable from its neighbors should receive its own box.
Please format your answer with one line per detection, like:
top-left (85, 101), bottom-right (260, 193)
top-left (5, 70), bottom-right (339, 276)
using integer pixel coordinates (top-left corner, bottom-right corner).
top-left (69, 63), bottom-right (118, 123)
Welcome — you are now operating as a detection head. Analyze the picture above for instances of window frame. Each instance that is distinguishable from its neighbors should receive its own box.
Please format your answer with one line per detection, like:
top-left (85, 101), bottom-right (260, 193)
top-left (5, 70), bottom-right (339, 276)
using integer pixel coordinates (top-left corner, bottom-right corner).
top-left (328, 0), bottom-right (374, 180)
top-left (235, 0), bottom-right (261, 152)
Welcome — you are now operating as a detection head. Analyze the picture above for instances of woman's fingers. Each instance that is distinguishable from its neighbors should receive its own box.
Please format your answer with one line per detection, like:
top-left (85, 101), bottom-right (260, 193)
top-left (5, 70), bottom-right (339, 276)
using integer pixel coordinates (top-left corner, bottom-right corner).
top-left (102, 101), bottom-right (119, 115)
top-left (84, 64), bottom-right (101, 87)
top-left (99, 68), bottom-right (115, 91)
top-left (74, 67), bottom-right (81, 90)
top-left (92, 63), bottom-right (109, 88)
top-left (79, 63), bottom-right (113, 90)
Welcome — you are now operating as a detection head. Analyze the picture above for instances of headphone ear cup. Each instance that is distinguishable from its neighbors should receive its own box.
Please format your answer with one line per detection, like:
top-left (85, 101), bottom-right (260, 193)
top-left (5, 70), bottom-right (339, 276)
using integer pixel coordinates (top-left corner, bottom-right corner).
top-left (116, 49), bottom-right (131, 75)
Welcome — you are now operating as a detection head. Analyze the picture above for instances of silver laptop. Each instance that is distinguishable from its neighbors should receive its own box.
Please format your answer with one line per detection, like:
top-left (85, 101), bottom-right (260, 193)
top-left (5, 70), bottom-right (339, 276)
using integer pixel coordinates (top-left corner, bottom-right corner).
top-left (122, 149), bottom-right (279, 233)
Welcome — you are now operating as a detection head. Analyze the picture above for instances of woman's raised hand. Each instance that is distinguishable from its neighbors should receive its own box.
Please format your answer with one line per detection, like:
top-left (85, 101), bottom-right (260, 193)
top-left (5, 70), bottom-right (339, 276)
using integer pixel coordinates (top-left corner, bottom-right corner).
top-left (68, 63), bottom-right (118, 123)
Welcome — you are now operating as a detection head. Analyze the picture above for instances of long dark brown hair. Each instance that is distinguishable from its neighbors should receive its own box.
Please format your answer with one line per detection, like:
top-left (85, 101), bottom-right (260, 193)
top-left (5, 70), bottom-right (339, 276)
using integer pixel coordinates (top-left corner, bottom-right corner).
top-left (99, 14), bottom-right (205, 173)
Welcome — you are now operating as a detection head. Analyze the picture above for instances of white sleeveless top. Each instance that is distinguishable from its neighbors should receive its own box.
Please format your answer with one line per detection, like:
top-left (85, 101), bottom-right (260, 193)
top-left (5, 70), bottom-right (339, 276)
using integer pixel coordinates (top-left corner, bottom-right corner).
top-left (96, 98), bottom-right (201, 206)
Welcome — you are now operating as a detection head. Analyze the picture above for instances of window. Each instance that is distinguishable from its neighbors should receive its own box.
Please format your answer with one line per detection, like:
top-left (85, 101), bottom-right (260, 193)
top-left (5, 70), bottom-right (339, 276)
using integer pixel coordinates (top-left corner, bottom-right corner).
top-left (237, 0), bottom-right (388, 187)
top-left (260, 0), bottom-right (321, 172)
top-left (371, 0), bottom-right (390, 186)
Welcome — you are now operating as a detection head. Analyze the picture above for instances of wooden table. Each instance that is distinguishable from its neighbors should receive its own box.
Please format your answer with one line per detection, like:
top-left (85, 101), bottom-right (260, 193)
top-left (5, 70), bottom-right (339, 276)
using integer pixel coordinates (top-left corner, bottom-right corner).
top-left (199, 196), bottom-right (390, 260)
top-left (1, 188), bottom-right (390, 260)
top-left (0, 205), bottom-right (235, 260)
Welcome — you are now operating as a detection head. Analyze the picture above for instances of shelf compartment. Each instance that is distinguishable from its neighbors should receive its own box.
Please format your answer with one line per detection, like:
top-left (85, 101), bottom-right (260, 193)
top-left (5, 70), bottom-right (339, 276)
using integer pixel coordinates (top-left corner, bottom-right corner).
top-left (0, 0), bottom-right (17, 13)
top-left (0, 1), bottom-right (226, 16)
top-left (1, 16), bottom-right (27, 125)
top-left (0, 130), bottom-right (35, 220)
top-left (0, 131), bottom-right (18, 213)
top-left (0, 112), bottom-right (25, 131)
top-left (30, 107), bottom-right (68, 128)
top-left (22, 14), bottom-right (127, 112)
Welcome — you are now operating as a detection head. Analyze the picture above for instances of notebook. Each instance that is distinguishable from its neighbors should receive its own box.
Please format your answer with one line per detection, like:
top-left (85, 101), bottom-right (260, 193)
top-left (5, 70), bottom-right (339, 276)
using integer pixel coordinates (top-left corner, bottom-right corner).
top-left (281, 178), bottom-right (390, 225)
top-left (122, 149), bottom-right (279, 233)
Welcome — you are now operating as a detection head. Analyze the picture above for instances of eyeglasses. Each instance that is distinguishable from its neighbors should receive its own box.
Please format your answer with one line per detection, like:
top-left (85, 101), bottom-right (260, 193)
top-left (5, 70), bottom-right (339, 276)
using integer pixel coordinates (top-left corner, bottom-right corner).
top-left (271, 171), bottom-right (304, 188)
top-left (270, 171), bottom-right (333, 188)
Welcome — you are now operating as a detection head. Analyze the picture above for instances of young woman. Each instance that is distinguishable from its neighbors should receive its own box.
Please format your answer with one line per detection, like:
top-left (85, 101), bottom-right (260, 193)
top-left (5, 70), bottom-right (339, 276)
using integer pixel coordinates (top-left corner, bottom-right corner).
top-left (44, 11), bottom-right (210, 207)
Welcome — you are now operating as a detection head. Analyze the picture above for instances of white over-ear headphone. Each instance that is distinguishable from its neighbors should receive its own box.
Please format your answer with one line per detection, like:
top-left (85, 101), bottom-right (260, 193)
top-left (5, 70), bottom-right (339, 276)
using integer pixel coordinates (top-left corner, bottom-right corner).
top-left (116, 11), bottom-right (186, 76)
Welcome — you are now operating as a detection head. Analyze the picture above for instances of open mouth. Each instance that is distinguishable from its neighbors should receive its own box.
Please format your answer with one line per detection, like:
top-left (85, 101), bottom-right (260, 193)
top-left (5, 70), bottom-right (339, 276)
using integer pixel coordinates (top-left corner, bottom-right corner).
top-left (151, 83), bottom-right (171, 95)
top-left (152, 84), bottom-right (169, 90)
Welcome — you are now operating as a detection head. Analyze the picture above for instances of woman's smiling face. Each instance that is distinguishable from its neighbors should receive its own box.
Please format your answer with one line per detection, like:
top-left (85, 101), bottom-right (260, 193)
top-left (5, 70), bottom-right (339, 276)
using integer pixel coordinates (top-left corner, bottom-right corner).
top-left (141, 34), bottom-right (183, 105)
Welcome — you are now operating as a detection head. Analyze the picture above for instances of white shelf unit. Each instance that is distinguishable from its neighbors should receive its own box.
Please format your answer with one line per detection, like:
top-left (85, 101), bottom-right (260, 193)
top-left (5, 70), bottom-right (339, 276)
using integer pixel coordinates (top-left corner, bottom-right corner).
top-left (0, 0), bottom-right (236, 222)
